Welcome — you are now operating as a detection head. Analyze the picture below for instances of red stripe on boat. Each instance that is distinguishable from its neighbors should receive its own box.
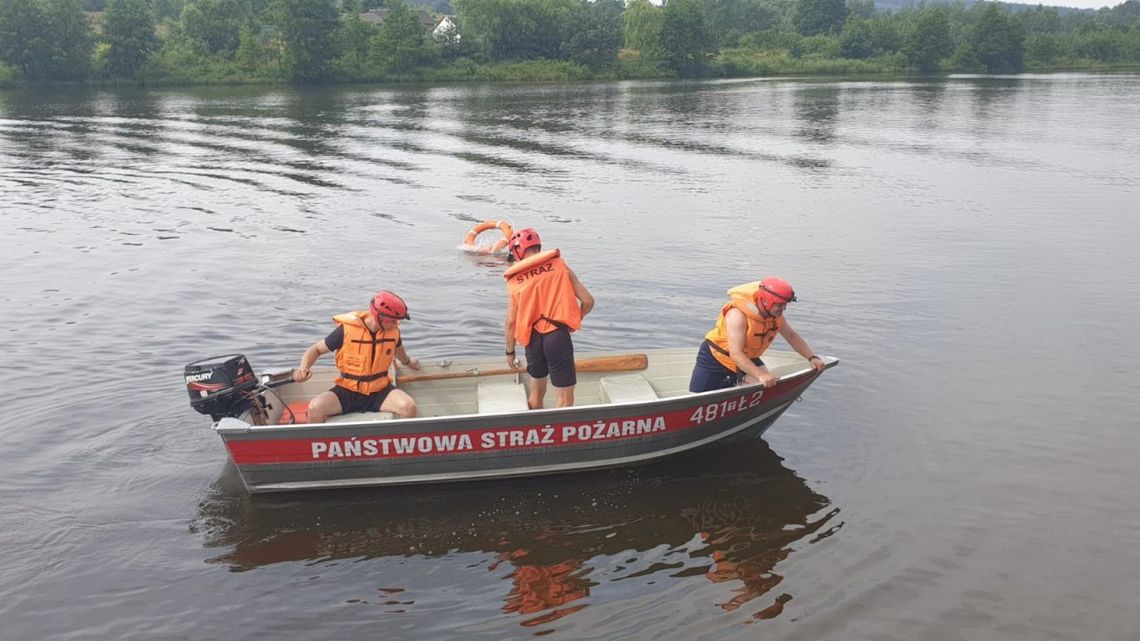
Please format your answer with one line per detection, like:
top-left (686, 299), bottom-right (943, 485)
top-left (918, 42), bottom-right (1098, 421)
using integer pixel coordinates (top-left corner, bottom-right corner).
top-left (228, 383), bottom-right (802, 465)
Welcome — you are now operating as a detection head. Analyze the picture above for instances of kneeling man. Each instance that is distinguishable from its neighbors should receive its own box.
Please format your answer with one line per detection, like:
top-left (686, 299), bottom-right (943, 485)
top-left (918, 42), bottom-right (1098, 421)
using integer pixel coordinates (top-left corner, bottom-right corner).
top-left (293, 290), bottom-right (421, 423)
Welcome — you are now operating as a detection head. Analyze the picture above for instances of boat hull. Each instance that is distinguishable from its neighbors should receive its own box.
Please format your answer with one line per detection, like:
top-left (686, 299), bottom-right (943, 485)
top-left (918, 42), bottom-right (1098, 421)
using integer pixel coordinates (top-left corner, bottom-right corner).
top-left (216, 369), bottom-right (824, 493)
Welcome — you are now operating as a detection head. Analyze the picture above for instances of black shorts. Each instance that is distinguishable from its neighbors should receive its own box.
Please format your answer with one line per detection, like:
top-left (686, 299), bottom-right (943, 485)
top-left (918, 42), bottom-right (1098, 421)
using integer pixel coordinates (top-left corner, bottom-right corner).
top-left (525, 326), bottom-right (576, 388)
top-left (688, 340), bottom-right (764, 393)
top-left (331, 384), bottom-right (393, 414)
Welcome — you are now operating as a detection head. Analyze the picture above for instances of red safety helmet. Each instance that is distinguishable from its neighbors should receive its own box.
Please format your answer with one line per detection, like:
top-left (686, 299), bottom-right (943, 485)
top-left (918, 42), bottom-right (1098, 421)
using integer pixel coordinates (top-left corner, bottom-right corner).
top-left (508, 227), bottom-right (541, 263)
top-left (370, 290), bottom-right (410, 321)
top-left (755, 277), bottom-right (797, 310)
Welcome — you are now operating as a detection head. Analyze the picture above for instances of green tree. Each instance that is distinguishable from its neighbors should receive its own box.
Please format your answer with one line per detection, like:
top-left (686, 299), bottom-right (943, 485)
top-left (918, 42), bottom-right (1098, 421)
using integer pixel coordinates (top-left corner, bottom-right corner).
top-left (792, 33), bottom-right (839, 57)
top-left (418, 0), bottom-right (451, 11)
top-left (236, 25), bottom-right (260, 71)
top-left (1128, 25), bottom-right (1140, 61)
top-left (333, 0), bottom-right (375, 73)
top-left (153, 34), bottom-right (209, 79)
top-left (1025, 32), bottom-right (1064, 66)
top-left (698, 0), bottom-right (778, 47)
top-left (103, 0), bottom-right (159, 77)
top-left (660, 0), bottom-right (713, 72)
top-left (1103, 0), bottom-right (1140, 25)
top-left (1072, 22), bottom-right (1126, 62)
top-left (847, 0), bottom-right (874, 20)
top-left (564, 0), bottom-right (623, 69)
top-left (971, 2), bottom-right (1024, 72)
top-left (236, 24), bottom-right (283, 77)
top-left (179, 0), bottom-right (245, 56)
top-left (622, 0), bottom-right (664, 58)
top-left (839, 15), bottom-right (873, 58)
top-left (369, 0), bottom-right (435, 73)
top-left (1019, 5), bottom-right (1062, 35)
top-left (456, 0), bottom-right (575, 60)
top-left (151, 0), bottom-right (180, 18)
top-left (0, 0), bottom-right (48, 77)
top-left (793, 0), bottom-right (846, 36)
top-left (902, 6), bottom-right (951, 72)
top-left (42, 0), bottom-right (93, 78)
top-left (272, 0), bottom-right (338, 81)
top-left (866, 16), bottom-right (900, 55)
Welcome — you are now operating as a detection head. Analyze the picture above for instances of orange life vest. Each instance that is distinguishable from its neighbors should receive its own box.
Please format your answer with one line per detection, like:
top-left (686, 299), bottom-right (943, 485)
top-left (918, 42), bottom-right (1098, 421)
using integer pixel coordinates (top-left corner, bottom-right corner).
top-left (704, 282), bottom-right (784, 372)
top-left (331, 310), bottom-right (400, 394)
top-left (504, 249), bottom-right (583, 346)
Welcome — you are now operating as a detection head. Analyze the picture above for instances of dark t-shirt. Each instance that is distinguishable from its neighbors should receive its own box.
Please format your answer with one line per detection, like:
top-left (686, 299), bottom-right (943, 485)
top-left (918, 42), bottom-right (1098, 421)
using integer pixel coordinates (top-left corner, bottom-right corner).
top-left (324, 325), bottom-right (402, 352)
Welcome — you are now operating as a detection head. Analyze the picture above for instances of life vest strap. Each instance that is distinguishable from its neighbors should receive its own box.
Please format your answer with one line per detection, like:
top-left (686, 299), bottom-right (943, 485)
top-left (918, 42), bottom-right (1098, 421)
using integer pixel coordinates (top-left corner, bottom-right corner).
top-left (705, 339), bottom-right (729, 357)
top-left (535, 315), bottom-right (570, 332)
top-left (704, 339), bottom-right (764, 365)
top-left (348, 337), bottom-right (398, 346)
top-left (340, 371), bottom-right (390, 383)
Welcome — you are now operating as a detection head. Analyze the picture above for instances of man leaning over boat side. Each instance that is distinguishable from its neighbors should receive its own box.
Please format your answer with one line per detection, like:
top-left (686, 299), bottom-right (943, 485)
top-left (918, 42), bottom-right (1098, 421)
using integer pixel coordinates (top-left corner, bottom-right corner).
top-left (503, 227), bottom-right (595, 409)
top-left (291, 290), bottom-right (421, 423)
top-left (688, 277), bottom-right (825, 393)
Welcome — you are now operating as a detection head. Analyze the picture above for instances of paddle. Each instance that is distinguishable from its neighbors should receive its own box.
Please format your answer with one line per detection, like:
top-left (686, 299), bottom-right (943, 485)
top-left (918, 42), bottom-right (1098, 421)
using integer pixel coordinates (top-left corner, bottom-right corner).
top-left (397, 353), bottom-right (648, 384)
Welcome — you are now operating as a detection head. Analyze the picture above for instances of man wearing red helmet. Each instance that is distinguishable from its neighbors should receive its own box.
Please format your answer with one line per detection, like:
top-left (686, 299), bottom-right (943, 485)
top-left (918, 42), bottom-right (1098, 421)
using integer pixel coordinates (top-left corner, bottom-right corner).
top-left (504, 228), bottom-right (595, 409)
top-left (292, 290), bottom-right (421, 423)
top-left (689, 278), bottom-right (825, 393)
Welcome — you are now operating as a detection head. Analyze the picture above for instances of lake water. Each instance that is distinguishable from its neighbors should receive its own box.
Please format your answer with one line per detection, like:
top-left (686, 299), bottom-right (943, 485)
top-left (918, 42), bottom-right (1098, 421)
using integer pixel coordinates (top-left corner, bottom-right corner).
top-left (2, 74), bottom-right (1138, 640)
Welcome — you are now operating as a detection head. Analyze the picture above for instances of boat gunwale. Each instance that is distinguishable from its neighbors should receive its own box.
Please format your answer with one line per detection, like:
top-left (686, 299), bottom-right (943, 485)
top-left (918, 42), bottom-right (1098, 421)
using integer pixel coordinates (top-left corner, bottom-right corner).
top-left (215, 356), bottom-right (837, 435)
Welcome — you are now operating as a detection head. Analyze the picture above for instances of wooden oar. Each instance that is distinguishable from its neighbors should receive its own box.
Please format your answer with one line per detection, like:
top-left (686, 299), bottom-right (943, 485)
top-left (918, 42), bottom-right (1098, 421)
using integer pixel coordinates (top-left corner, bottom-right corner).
top-left (397, 353), bottom-right (648, 384)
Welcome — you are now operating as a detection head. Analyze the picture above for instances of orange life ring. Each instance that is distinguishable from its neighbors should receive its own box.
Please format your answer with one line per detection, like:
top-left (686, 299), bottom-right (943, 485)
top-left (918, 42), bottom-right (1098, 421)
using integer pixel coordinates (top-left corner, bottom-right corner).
top-left (463, 220), bottom-right (513, 254)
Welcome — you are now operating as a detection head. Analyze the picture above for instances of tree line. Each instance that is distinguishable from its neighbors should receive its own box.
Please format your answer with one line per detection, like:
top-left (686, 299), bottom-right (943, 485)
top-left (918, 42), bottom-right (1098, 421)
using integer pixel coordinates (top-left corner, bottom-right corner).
top-left (1, 0), bottom-right (1138, 85)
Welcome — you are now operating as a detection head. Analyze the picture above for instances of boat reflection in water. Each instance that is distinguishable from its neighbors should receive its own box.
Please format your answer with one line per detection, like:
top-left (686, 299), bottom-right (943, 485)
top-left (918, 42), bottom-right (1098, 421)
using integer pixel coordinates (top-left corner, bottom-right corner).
top-left (194, 440), bottom-right (839, 626)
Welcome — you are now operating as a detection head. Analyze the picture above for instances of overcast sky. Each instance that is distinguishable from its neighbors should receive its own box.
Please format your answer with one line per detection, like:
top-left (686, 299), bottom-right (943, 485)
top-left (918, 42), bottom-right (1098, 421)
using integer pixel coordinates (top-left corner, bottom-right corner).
top-left (1032, 0), bottom-right (1116, 8)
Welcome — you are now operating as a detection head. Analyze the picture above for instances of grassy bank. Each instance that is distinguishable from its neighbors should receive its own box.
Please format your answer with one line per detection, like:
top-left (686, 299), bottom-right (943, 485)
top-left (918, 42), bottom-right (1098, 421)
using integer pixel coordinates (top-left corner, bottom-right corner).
top-left (0, 64), bottom-right (16, 89)
top-left (714, 50), bottom-right (911, 77)
top-left (2, 57), bottom-right (1137, 90)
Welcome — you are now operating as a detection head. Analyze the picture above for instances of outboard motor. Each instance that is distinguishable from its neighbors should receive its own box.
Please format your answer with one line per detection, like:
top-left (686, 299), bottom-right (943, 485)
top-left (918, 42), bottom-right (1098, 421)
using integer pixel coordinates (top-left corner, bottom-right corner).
top-left (185, 354), bottom-right (258, 421)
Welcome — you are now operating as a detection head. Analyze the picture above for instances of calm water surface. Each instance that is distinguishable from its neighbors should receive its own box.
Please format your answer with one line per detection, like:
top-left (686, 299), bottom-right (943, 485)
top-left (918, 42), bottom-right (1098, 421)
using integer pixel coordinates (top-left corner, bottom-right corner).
top-left (2, 74), bottom-right (1139, 640)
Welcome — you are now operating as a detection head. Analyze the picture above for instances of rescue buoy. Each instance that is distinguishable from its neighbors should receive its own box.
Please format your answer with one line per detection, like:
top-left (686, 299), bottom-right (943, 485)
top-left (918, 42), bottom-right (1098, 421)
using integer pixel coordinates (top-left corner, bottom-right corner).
top-left (461, 219), bottom-right (513, 254)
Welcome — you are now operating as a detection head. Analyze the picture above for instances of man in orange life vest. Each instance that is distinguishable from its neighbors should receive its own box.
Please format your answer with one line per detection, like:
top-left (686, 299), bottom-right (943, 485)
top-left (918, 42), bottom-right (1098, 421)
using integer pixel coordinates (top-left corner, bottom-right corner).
top-left (689, 278), bottom-right (825, 393)
top-left (504, 228), bottom-right (595, 409)
top-left (292, 291), bottom-right (421, 423)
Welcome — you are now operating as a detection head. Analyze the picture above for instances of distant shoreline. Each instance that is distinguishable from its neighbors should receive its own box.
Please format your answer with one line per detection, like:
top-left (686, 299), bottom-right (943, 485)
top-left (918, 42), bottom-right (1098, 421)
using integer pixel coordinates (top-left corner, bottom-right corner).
top-left (3, 62), bottom-right (1139, 91)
